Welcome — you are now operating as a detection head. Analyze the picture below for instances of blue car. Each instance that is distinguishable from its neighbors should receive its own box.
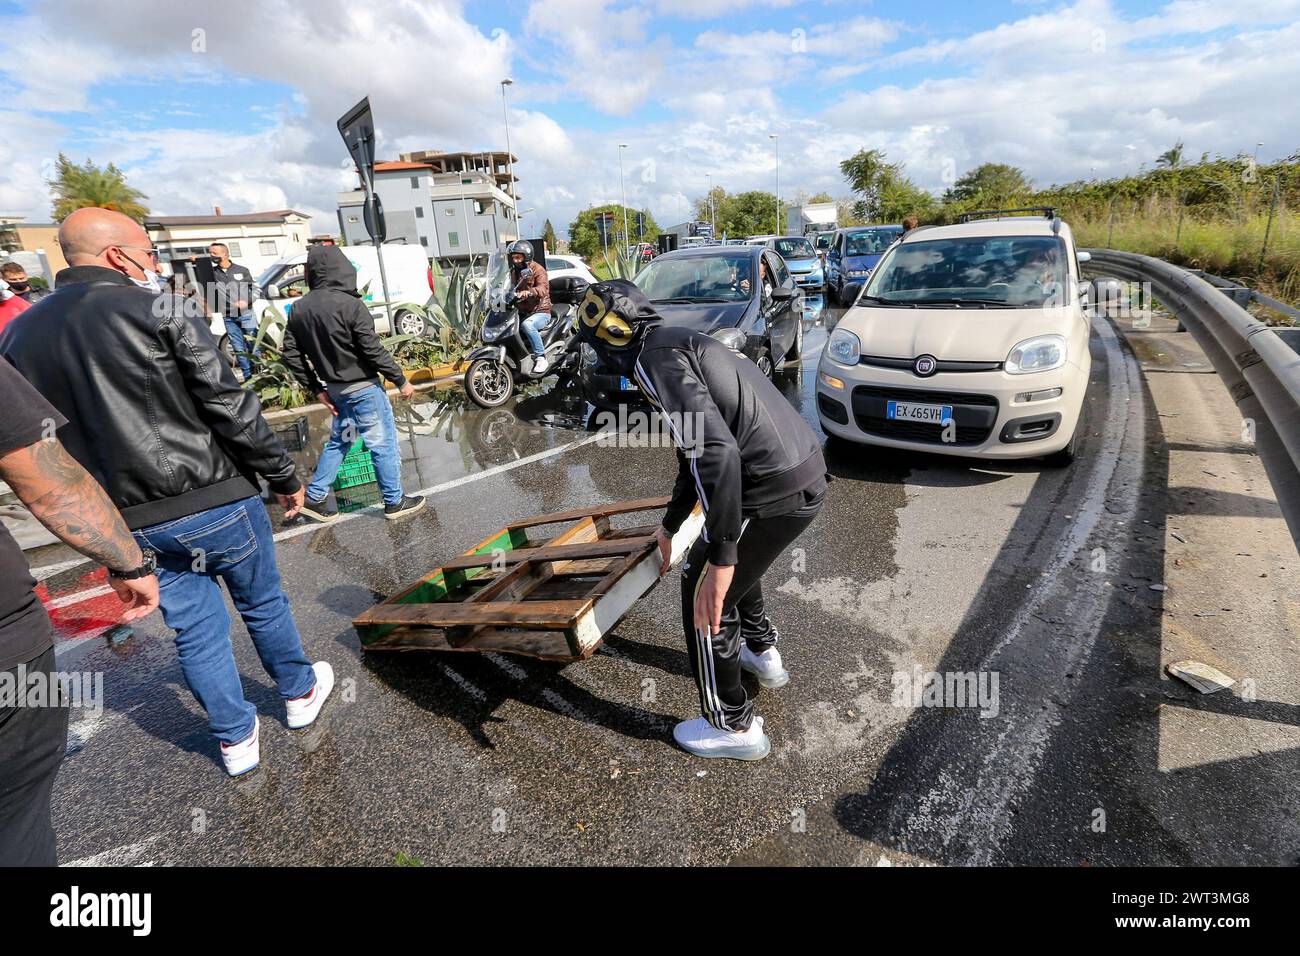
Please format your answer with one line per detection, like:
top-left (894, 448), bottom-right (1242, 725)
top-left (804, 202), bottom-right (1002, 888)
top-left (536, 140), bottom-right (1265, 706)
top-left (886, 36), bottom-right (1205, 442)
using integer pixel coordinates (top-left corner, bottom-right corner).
top-left (825, 225), bottom-right (903, 305)
top-left (765, 235), bottom-right (824, 291)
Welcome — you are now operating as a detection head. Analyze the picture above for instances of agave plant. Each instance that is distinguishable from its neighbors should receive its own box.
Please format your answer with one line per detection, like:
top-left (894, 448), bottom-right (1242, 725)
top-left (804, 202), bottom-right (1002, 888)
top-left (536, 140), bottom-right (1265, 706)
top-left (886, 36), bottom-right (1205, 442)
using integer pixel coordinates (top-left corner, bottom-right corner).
top-left (244, 348), bottom-right (308, 410)
top-left (602, 246), bottom-right (639, 280)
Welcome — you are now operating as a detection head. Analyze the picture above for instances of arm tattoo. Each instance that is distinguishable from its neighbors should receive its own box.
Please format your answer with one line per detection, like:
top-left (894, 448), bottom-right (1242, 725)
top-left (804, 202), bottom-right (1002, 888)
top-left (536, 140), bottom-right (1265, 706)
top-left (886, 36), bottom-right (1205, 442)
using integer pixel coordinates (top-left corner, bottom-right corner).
top-left (0, 438), bottom-right (143, 572)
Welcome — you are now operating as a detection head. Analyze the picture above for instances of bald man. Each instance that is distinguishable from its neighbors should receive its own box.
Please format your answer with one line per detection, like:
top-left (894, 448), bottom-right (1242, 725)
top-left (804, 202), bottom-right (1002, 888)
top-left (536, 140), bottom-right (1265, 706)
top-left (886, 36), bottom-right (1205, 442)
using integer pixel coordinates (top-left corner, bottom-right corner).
top-left (1, 207), bottom-right (335, 778)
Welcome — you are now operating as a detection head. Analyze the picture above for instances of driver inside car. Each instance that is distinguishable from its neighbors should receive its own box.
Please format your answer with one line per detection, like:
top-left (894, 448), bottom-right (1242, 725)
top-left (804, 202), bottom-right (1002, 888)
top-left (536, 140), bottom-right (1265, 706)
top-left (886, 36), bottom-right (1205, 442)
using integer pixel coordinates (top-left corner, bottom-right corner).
top-left (507, 240), bottom-right (553, 374)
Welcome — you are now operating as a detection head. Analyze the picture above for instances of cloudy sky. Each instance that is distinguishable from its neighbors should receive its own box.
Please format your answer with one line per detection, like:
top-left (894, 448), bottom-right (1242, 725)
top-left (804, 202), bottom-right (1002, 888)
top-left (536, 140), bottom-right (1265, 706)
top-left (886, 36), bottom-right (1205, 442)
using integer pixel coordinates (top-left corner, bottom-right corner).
top-left (1, 0), bottom-right (1296, 238)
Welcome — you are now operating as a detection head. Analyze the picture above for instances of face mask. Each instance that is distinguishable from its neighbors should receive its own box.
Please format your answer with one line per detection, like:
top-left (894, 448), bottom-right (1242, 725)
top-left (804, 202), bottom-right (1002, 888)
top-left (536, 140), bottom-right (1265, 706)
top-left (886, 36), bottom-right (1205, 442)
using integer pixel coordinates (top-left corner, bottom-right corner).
top-left (131, 270), bottom-right (164, 294)
top-left (7, 281), bottom-right (28, 293)
top-left (0, 279), bottom-right (11, 302)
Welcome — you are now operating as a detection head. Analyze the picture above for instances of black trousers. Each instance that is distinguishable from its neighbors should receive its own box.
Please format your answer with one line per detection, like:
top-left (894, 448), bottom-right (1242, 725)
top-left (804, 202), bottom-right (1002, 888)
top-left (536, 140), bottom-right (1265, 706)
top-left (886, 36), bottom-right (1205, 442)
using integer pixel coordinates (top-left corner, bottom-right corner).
top-left (680, 490), bottom-right (823, 733)
top-left (0, 645), bottom-right (68, 866)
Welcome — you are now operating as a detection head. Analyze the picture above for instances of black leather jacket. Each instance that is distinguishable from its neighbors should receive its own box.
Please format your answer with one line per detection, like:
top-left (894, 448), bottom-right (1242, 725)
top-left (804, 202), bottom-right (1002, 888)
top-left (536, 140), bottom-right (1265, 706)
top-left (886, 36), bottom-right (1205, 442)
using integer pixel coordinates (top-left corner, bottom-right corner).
top-left (0, 266), bottom-right (301, 530)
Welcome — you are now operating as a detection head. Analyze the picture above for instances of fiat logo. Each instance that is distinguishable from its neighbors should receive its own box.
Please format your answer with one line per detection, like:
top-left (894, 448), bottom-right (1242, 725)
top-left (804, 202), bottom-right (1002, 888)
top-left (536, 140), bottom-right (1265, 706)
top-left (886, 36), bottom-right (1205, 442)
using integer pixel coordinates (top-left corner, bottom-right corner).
top-left (914, 354), bottom-right (938, 377)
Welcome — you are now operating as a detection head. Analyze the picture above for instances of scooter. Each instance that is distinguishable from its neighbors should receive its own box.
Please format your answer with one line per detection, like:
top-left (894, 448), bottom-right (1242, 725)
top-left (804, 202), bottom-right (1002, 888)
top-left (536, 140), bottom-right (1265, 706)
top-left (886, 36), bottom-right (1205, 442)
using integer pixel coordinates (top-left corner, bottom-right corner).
top-left (462, 271), bottom-right (588, 409)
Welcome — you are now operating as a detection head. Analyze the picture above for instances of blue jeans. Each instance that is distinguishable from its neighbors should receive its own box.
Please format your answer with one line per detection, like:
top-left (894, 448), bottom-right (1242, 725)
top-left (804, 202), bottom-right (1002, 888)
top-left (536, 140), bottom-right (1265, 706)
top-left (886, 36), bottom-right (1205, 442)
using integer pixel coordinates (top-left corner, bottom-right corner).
top-left (306, 383), bottom-right (404, 505)
top-left (521, 311), bottom-right (549, 356)
top-left (224, 317), bottom-right (252, 378)
top-left (133, 497), bottom-right (315, 746)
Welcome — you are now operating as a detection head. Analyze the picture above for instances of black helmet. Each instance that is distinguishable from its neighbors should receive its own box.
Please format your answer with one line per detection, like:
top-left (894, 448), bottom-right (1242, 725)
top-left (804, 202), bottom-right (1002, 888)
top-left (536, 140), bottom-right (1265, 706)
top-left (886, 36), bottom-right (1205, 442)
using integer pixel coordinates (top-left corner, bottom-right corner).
top-left (507, 239), bottom-right (534, 266)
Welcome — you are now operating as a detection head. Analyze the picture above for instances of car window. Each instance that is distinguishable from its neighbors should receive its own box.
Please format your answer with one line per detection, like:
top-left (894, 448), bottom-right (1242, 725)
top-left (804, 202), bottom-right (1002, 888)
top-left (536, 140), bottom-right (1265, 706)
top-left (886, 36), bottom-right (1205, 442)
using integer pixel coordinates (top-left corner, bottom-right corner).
top-left (545, 258), bottom-right (571, 271)
top-left (633, 254), bottom-right (754, 302)
top-left (766, 252), bottom-right (791, 287)
top-left (845, 229), bottom-right (902, 256)
top-left (865, 235), bottom-right (1071, 308)
top-left (774, 238), bottom-right (815, 259)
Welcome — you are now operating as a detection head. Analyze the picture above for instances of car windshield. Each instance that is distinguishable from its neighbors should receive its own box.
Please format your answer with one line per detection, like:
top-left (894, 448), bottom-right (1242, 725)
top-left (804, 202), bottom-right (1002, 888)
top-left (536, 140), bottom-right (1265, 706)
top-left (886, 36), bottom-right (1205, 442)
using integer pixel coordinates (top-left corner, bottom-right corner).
top-left (864, 235), bottom-right (1071, 308)
top-left (633, 254), bottom-right (754, 303)
top-left (845, 229), bottom-right (901, 256)
top-left (774, 238), bottom-right (815, 259)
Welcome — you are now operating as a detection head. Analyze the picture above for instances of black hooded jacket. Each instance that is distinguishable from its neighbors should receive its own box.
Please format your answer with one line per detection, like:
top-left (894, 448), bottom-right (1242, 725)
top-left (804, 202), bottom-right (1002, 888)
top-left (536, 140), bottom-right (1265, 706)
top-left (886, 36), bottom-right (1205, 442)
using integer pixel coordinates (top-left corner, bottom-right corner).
top-left (282, 245), bottom-right (406, 394)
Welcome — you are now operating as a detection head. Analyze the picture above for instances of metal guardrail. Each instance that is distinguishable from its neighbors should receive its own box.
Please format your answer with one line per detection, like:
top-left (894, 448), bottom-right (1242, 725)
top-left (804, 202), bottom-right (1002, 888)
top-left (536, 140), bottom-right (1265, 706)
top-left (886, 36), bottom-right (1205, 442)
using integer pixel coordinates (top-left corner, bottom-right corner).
top-left (1187, 269), bottom-right (1300, 325)
top-left (1082, 249), bottom-right (1300, 550)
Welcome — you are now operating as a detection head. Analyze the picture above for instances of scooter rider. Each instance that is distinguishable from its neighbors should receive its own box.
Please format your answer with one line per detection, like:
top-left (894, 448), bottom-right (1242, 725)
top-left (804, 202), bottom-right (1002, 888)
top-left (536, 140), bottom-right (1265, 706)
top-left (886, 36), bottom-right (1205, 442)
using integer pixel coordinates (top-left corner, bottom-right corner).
top-left (575, 279), bottom-right (827, 761)
top-left (508, 240), bottom-right (552, 374)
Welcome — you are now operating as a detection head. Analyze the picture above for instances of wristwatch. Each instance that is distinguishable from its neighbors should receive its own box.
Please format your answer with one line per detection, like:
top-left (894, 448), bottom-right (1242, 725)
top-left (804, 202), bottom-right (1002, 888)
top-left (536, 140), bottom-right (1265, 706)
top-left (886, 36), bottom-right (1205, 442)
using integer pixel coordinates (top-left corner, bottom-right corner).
top-left (109, 549), bottom-right (157, 580)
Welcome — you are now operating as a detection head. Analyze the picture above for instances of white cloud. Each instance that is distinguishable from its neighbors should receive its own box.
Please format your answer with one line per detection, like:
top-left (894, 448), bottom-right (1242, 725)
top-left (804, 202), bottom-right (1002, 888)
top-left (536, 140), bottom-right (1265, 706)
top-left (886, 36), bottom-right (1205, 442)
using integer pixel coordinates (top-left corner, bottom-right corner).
top-left (0, 0), bottom-right (1295, 241)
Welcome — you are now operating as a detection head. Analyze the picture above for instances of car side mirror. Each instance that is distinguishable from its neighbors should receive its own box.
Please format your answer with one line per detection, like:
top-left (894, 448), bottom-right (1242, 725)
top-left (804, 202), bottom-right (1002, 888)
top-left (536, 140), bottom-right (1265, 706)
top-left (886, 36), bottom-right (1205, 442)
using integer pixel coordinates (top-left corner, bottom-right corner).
top-left (266, 284), bottom-right (280, 299)
top-left (771, 286), bottom-right (796, 302)
top-left (1076, 251), bottom-right (1092, 264)
top-left (841, 281), bottom-right (864, 305)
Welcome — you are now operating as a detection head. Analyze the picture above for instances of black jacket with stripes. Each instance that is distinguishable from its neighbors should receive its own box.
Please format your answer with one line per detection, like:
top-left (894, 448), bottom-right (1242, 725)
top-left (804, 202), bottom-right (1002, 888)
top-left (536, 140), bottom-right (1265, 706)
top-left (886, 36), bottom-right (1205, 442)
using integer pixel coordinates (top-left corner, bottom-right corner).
top-left (634, 325), bottom-right (826, 566)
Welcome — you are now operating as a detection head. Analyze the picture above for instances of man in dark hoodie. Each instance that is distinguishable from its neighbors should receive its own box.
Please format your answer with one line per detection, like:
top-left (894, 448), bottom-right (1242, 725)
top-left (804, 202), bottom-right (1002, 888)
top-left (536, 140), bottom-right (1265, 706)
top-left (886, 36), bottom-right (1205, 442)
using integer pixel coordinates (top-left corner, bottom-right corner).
top-left (282, 244), bottom-right (424, 522)
top-left (575, 279), bottom-right (826, 762)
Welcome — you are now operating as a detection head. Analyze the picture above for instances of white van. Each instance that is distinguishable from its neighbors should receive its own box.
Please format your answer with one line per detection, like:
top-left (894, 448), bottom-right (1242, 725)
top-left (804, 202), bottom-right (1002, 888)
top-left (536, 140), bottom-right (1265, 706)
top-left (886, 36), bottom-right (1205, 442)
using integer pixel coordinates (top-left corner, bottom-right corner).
top-left (250, 244), bottom-right (433, 346)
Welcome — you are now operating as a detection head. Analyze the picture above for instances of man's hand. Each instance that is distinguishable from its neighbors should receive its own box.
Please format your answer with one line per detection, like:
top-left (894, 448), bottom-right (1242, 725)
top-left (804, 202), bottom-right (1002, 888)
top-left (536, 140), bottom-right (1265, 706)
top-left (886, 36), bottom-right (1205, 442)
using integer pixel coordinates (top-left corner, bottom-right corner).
top-left (653, 526), bottom-right (673, 577)
top-left (316, 391), bottom-right (338, 416)
top-left (399, 382), bottom-right (416, 401)
top-left (107, 574), bottom-right (159, 622)
top-left (278, 486), bottom-right (305, 519)
top-left (693, 562), bottom-right (735, 635)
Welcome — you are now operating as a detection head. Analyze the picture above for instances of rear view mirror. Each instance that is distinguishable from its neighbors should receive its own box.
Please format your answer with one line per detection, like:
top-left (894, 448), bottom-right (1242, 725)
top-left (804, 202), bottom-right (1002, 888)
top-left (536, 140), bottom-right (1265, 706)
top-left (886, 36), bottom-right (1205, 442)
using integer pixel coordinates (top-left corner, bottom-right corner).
top-left (1076, 251), bottom-right (1092, 264)
top-left (841, 281), bottom-right (864, 305)
top-left (771, 286), bottom-right (796, 301)
top-left (267, 284), bottom-right (281, 299)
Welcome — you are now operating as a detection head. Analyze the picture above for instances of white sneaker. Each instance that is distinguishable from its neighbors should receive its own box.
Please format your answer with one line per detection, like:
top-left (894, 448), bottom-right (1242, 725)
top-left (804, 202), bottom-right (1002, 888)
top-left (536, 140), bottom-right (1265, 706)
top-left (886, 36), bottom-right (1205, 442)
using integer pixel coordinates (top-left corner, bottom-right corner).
top-left (220, 717), bottom-right (260, 776)
top-left (672, 715), bottom-right (770, 761)
top-left (740, 644), bottom-right (789, 689)
top-left (286, 661), bottom-right (335, 729)
top-left (533, 356), bottom-right (550, 374)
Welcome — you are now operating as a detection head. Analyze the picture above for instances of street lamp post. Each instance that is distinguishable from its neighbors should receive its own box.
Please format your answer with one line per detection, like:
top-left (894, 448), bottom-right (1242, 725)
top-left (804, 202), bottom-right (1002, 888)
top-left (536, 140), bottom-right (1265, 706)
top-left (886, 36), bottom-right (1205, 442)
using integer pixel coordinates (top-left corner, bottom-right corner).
top-left (769, 133), bottom-right (780, 236)
top-left (618, 143), bottom-right (629, 258)
top-left (707, 173), bottom-right (716, 238)
top-left (501, 78), bottom-right (518, 240)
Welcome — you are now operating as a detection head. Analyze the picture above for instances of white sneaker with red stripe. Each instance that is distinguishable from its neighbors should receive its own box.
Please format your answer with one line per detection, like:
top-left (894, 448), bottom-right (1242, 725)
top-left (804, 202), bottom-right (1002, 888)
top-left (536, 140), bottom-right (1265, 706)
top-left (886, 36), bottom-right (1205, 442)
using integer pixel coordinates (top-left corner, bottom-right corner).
top-left (286, 661), bottom-right (335, 729)
top-left (220, 717), bottom-right (260, 776)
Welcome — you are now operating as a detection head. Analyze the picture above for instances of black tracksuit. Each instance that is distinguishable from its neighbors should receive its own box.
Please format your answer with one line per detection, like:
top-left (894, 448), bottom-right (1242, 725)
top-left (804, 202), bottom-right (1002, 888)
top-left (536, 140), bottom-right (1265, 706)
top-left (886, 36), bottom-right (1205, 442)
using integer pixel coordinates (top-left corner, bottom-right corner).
top-left (633, 325), bottom-right (826, 732)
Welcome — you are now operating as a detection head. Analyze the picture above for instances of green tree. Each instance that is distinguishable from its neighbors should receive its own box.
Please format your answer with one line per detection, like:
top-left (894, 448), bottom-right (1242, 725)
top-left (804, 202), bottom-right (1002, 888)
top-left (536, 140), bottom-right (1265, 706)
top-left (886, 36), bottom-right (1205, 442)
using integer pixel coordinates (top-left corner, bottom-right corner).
top-left (567, 204), bottom-right (659, 259)
top-left (542, 218), bottom-right (558, 255)
top-left (48, 153), bottom-right (149, 222)
top-left (839, 148), bottom-right (933, 223)
top-left (943, 163), bottom-right (1032, 208)
top-left (1156, 142), bottom-right (1185, 169)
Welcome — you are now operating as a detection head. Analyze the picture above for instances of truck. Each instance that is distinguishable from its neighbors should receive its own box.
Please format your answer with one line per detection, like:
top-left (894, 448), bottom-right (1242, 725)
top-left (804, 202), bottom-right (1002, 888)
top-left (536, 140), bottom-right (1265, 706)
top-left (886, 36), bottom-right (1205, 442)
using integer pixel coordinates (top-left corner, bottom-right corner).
top-left (785, 201), bottom-right (838, 237)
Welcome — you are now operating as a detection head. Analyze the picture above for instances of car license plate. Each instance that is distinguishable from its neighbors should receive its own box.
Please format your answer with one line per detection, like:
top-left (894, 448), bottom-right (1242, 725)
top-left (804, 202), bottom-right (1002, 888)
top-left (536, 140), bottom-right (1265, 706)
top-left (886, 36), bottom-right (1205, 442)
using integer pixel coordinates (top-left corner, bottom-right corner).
top-left (619, 376), bottom-right (638, 392)
top-left (887, 400), bottom-right (953, 424)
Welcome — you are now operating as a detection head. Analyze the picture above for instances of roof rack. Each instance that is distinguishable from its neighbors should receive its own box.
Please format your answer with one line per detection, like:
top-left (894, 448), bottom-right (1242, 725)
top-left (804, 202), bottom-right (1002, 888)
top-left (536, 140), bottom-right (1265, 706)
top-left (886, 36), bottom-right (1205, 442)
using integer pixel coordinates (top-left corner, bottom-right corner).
top-left (956, 206), bottom-right (1058, 223)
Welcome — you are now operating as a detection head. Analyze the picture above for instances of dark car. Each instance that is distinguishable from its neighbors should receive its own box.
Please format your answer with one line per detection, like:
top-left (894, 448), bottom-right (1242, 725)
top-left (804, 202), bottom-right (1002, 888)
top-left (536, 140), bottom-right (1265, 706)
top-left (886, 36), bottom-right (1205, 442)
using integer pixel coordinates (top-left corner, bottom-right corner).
top-left (580, 244), bottom-right (804, 410)
top-left (824, 224), bottom-right (903, 305)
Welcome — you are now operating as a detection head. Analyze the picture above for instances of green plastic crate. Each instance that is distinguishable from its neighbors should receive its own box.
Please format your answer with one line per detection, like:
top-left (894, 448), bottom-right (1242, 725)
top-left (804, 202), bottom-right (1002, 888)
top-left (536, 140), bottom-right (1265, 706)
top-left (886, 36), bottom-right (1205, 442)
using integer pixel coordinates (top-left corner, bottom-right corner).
top-left (332, 440), bottom-right (376, 492)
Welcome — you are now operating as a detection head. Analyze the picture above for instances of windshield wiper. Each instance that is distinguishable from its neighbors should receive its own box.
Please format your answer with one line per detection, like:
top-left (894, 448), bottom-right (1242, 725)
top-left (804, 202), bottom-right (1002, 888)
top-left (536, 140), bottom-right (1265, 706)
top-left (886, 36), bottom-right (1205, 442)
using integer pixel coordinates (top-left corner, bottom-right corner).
top-left (858, 294), bottom-right (914, 307)
top-left (905, 297), bottom-right (1015, 308)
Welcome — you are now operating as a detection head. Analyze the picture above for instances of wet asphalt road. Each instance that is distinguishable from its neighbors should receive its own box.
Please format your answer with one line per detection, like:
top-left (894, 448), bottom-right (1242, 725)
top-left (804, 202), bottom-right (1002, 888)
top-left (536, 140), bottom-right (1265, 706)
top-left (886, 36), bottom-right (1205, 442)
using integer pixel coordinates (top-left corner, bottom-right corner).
top-left (33, 297), bottom-right (1293, 866)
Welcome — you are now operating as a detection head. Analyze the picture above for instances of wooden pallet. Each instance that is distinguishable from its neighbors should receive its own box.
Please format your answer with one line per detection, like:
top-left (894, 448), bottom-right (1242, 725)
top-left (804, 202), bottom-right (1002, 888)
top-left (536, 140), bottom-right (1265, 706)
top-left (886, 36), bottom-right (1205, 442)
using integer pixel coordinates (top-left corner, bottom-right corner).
top-left (353, 497), bottom-right (704, 662)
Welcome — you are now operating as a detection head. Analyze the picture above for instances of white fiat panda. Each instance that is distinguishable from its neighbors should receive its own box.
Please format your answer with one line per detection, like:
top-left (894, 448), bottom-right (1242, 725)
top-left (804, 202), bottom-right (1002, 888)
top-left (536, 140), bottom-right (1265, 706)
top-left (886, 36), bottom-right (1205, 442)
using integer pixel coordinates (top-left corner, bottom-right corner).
top-left (815, 210), bottom-right (1093, 466)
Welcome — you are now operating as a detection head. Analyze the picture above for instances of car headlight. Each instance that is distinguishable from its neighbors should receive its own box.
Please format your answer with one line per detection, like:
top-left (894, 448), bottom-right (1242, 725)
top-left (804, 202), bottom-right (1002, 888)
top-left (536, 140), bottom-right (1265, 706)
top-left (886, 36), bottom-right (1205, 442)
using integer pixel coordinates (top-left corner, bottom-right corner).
top-left (711, 328), bottom-right (746, 351)
top-left (848, 268), bottom-right (871, 278)
top-left (827, 328), bottom-right (861, 366)
top-left (1005, 334), bottom-right (1067, 374)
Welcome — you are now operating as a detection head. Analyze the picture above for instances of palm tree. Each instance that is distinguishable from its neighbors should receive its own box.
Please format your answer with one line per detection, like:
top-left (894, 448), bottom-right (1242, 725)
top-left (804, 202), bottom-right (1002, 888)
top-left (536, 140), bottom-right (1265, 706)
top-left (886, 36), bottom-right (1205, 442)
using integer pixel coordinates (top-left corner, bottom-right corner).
top-left (1156, 142), bottom-right (1185, 169)
top-left (48, 154), bottom-right (149, 222)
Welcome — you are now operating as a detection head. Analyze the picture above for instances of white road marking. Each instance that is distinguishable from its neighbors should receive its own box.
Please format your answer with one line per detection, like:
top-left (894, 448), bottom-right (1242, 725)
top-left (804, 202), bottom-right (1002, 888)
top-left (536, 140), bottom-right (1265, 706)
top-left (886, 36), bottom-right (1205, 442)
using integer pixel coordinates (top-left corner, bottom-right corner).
top-left (64, 835), bottom-right (162, 867)
top-left (34, 431), bottom-right (607, 608)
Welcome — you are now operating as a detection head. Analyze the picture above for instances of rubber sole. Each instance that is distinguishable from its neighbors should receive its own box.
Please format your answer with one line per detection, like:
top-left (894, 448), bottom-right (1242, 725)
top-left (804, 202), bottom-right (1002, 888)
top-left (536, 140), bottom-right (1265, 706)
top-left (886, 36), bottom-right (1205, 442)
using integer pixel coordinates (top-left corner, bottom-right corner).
top-left (673, 729), bottom-right (772, 761)
top-left (297, 503), bottom-right (339, 523)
